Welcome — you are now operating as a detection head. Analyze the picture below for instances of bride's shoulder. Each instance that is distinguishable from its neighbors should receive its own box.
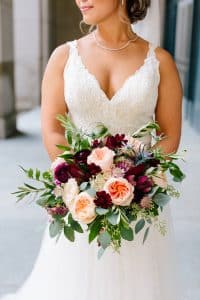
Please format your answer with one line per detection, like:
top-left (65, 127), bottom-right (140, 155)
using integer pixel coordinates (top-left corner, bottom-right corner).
top-left (154, 46), bottom-right (178, 73)
top-left (45, 42), bottom-right (71, 73)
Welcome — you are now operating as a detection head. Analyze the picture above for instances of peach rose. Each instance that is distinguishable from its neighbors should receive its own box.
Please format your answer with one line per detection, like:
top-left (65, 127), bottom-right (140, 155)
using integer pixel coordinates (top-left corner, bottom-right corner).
top-left (87, 146), bottom-right (115, 171)
top-left (104, 177), bottom-right (134, 206)
top-left (71, 192), bottom-right (96, 224)
top-left (62, 178), bottom-right (79, 208)
top-left (152, 170), bottom-right (168, 189)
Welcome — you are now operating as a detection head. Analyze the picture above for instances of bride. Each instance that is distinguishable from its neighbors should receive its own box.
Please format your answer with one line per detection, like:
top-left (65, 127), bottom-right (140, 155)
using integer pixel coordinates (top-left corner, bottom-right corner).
top-left (2, 0), bottom-right (183, 299)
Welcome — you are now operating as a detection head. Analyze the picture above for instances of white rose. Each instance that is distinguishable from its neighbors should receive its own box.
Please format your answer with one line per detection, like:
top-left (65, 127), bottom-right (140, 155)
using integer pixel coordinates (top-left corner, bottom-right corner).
top-left (71, 192), bottom-right (96, 224)
top-left (62, 178), bottom-right (79, 208)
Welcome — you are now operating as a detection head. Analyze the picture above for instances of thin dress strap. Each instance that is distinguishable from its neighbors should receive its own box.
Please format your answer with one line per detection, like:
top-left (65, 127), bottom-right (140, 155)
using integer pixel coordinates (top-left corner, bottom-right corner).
top-left (64, 40), bottom-right (77, 71)
top-left (146, 42), bottom-right (158, 60)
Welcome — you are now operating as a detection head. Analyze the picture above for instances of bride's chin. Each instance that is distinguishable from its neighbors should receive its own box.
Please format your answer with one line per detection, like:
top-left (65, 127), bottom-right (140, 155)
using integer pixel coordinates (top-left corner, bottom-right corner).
top-left (82, 17), bottom-right (97, 26)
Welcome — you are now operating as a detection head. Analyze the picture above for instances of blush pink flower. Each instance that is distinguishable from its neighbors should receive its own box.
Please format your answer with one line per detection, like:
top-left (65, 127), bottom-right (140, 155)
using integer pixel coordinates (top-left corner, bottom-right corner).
top-left (87, 146), bottom-right (115, 171)
top-left (140, 196), bottom-right (152, 209)
top-left (152, 171), bottom-right (168, 189)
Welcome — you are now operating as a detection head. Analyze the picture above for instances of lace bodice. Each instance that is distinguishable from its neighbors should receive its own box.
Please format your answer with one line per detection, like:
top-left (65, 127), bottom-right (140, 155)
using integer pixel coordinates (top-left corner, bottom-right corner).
top-left (63, 39), bottom-right (160, 144)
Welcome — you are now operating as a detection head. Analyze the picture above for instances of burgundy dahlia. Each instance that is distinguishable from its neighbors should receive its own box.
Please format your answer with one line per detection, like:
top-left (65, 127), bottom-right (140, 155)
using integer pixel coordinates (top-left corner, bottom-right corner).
top-left (54, 163), bottom-right (70, 184)
top-left (94, 191), bottom-right (112, 209)
top-left (125, 163), bottom-right (146, 178)
top-left (92, 139), bottom-right (104, 148)
top-left (125, 174), bottom-right (137, 186)
top-left (74, 149), bottom-right (91, 164)
top-left (88, 163), bottom-right (102, 176)
top-left (105, 134), bottom-right (128, 150)
top-left (136, 176), bottom-right (153, 193)
top-left (67, 163), bottom-right (85, 180)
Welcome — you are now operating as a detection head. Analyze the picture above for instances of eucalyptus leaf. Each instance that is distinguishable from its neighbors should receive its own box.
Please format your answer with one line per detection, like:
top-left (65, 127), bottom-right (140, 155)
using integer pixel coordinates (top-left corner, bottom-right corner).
top-left (98, 247), bottom-right (105, 259)
top-left (49, 220), bottom-right (63, 238)
top-left (107, 211), bottom-right (120, 225)
top-left (96, 207), bottom-right (109, 215)
top-left (120, 226), bottom-right (134, 241)
top-left (80, 182), bottom-right (89, 191)
top-left (153, 193), bottom-right (170, 207)
top-left (98, 231), bottom-right (111, 249)
top-left (86, 188), bottom-right (96, 197)
top-left (143, 227), bottom-right (150, 244)
top-left (135, 218), bottom-right (145, 234)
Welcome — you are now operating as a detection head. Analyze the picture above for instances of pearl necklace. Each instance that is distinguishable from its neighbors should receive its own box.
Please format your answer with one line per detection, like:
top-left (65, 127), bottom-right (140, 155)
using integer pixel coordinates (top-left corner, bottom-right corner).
top-left (93, 31), bottom-right (138, 51)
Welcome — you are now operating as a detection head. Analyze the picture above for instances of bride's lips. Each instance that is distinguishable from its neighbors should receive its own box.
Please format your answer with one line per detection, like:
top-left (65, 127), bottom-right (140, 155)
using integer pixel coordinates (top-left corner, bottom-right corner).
top-left (80, 5), bottom-right (93, 13)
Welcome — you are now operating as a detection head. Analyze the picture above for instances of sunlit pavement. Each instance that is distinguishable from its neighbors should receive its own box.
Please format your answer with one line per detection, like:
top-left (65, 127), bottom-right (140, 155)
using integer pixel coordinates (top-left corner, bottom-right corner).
top-left (0, 107), bottom-right (199, 299)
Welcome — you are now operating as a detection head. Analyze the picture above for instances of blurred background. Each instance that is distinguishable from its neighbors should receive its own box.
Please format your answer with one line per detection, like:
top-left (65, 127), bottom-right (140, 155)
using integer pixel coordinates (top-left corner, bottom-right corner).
top-left (0, 0), bottom-right (199, 299)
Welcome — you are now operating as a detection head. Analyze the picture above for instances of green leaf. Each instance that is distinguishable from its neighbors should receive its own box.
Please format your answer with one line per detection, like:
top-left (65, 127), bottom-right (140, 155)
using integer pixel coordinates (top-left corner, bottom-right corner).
top-left (168, 162), bottom-right (185, 182)
top-left (42, 171), bottom-right (52, 180)
top-left (153, 193), bottom-right (170, 207)
top-left (132, 122), bottom-right (160, 138)
top-left (56, 144), bottom-right (71, 151)
top-left (49, 220), bottom-right (63, 238)
top-left (96, 207), bottom-right (109, 215)
top-left (80, 139), bottom-right (90, 150)
top-left (143, 227), bottom-right (150, 244)
top-left (28, 168), bottom-right (33, 178)
top-left (88, 220), bottom-right (102, 243)
top-left (135, 218), bottom-right (145, 234)
top-left (24, 183), bottom-right (38, 190)
top-left (120, 211), bottom-right (130, 228)
top-left (71, 221), bottom-right (83, 233)
top-left (66, 130), bottom-right (72, 145)
top-left (64, 225), bottom-right (75, 242)
top-left (36, 169), bottom-right (40, 180)
top-left (68, 214), bottom-right (83, 233)
top-left (120, 225), bottom-right (134, 241)
top-left (98, 231), bottom-right (111, 249)
top-left (36, 197), bottom-right (49, 207)
top-left (107, 211), bottom-right (120, 225)
top-left (98, 247), bottom-right (105, 260)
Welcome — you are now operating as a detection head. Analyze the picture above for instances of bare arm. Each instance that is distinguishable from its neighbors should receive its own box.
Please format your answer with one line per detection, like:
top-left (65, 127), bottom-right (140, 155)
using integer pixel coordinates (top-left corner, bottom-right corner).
top-left (152, 48), bottom-right (183, 154)
top-left (41, 44), bottom-right (70, 162)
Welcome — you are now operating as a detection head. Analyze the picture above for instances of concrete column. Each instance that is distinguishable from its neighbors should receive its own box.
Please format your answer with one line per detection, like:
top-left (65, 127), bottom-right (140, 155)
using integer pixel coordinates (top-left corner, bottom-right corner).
top-left (13, 0), bottom-right (41, 111)
top-left (0, 0), bottom-right (16, 138)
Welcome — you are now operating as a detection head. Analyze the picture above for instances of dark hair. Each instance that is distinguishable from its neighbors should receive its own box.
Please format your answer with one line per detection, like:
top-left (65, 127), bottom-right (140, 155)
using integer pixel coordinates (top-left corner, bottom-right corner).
top-left (126, 0), bottom-right (151, 24)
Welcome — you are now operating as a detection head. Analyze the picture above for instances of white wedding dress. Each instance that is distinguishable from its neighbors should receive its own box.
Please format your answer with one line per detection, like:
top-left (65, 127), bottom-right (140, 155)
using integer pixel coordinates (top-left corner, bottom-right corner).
top-left (1, 39), bottom-right (182, 300)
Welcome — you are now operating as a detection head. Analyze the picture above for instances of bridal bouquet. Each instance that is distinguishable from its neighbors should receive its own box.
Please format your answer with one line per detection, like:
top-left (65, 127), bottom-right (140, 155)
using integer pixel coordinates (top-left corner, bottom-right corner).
top-left (14, 114), bottom-right (185, 258)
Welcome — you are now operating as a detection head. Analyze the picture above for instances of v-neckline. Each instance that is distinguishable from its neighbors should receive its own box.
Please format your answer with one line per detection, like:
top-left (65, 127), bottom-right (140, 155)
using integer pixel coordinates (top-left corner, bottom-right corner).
top-left (74, 39), bottom-right (152, 103)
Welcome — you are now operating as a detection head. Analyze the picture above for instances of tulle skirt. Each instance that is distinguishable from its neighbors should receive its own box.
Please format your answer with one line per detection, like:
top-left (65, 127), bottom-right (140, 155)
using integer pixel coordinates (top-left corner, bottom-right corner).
top-left (1, 203), bottom-right (182, 300)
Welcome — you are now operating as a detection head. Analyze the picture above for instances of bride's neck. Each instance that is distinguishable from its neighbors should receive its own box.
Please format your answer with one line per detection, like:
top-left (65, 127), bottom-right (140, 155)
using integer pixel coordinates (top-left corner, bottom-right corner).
top-left (96, 21), bottom-right (135, 44)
